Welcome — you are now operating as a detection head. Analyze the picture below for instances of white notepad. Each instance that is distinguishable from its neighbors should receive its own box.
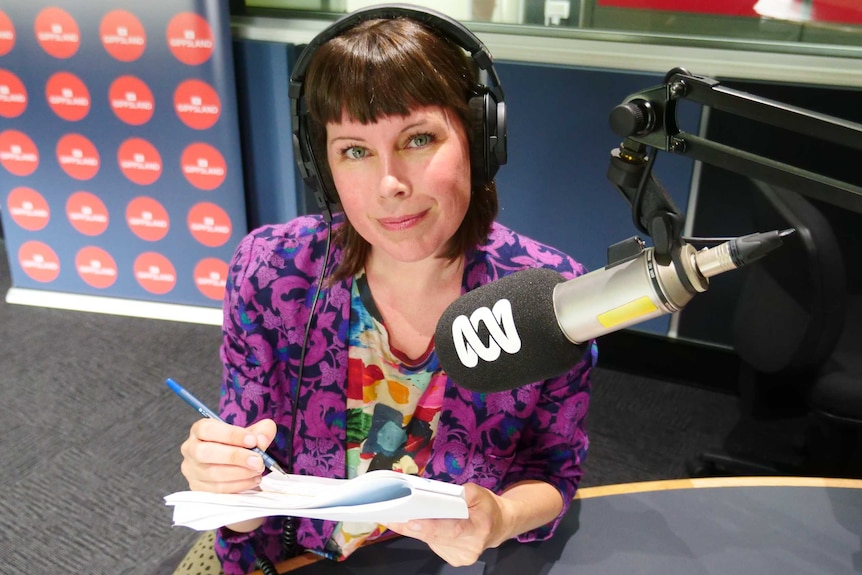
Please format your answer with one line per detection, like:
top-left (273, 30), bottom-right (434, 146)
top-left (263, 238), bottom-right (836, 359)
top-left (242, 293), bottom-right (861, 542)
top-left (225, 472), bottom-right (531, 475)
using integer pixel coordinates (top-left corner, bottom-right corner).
top-left (165, 470), bottom-right (468, 530)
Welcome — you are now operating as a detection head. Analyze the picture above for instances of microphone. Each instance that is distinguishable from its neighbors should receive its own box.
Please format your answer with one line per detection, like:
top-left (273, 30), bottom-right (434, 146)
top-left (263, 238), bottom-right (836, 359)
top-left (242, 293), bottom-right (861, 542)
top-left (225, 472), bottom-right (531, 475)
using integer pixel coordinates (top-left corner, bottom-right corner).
top-left (435, 230), bottom-right (791, 392)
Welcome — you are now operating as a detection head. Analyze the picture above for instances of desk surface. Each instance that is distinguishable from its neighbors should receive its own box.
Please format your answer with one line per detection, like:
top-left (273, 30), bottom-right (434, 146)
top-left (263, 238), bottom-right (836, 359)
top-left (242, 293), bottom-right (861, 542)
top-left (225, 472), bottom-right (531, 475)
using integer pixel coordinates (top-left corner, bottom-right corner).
top-left (269, 476), bottom-right (862, 575)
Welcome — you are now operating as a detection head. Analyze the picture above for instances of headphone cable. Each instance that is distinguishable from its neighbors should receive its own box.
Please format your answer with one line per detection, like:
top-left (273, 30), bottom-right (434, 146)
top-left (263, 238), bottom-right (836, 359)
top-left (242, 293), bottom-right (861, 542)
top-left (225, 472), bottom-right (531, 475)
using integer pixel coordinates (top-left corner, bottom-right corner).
top-left (286, 217), bottom-right (332, 560)
top-left (253, 214), bottom-right (333, 574)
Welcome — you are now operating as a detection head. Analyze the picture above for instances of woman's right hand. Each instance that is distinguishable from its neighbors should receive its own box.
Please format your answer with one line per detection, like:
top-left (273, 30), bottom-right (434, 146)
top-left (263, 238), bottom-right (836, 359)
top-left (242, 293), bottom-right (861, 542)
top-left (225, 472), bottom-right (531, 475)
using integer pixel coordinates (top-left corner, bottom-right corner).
top-left (180, 417), bottom-right (278, 494)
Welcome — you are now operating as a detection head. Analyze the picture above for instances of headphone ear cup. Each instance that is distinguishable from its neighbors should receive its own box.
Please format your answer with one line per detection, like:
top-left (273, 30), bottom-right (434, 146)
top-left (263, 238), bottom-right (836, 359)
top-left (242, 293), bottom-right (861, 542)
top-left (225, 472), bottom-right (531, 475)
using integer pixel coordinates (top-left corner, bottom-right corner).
top-left (468, 93), bottom-right (491, 187)
top-left (295, 113), bottom-right (336, 210)
top-left (468, 90), bottom-right (506, 187)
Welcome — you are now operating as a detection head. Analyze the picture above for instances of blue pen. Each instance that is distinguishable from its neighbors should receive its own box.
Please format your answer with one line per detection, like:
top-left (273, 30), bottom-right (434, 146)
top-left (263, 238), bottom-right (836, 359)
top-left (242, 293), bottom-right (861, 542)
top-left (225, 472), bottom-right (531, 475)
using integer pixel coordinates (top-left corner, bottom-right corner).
top-left (166, 377), bottom-right (287, 475)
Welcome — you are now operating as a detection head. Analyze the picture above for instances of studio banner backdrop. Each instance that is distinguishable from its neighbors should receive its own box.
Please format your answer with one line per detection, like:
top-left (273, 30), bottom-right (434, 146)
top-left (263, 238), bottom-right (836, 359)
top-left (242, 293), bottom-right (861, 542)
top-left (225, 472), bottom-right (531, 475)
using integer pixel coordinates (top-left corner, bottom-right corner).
top-left (0, 0), bottom-right (246, 324)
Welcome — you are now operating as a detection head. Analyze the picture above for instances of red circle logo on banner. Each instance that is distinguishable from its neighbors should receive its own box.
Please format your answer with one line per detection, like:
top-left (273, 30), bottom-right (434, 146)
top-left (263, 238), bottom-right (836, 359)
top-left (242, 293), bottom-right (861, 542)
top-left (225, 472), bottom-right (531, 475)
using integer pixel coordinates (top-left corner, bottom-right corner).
top-left (187, 202), bottom-right (232, 247)
top-left (34, 7), bottom-right (80, 59)
top-left (109, 75), bottom-right (154, 126)
top-left (166, 12), bottom-right (214, 66)
top-left (134, 252), bottom-right (177, 295)
top-left (100, 9), bottom-right (146, 62)
top-left (0, 130), bottom-right (39, 176)
top-left (0, 69), bottom-right (26, 118)
top-left (18, 240), bottom-right (60, 283)
top-left (7, 186), bottom-right (49, 231)
top-left (0, 10), bottom-right (16, 56)
top-left (193, 257), bottom-right (228, 301)
top-left (75, 246), bottom-right (118, 289)
top-left (66, 191), bottom-right (109, 236)
top-left (174, 79), bottom-right (220, 130)
top-left (117, 137), bottom-right (162, 185)
top-left (181, 142), bottom-right (226, 190)
top-left (126, 196), bottom-right (169, 242)
top-left (46, 71), bottom-right (90, 122)
top-left (56, 133), bottom-right (100, 180)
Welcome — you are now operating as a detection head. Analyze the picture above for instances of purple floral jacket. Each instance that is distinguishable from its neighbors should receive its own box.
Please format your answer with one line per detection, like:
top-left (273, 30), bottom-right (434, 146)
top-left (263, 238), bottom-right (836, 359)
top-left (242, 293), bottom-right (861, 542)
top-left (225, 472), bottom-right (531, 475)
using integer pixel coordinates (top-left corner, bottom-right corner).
top-left (215, 214), bottom-right (595, 574)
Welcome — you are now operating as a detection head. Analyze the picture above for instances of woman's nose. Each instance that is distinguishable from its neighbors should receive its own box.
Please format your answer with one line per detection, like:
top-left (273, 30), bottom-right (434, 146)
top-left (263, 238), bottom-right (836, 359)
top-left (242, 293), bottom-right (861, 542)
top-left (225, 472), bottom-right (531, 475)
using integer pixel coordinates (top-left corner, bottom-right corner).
top-left (378, 156), bottom-right (409, 198)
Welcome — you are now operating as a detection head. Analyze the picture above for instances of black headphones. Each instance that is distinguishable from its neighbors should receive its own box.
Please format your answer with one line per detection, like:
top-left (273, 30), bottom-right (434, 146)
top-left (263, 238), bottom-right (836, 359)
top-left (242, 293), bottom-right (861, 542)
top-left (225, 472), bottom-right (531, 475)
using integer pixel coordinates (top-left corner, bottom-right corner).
top-left (288, 4), bottom-right (507, 212)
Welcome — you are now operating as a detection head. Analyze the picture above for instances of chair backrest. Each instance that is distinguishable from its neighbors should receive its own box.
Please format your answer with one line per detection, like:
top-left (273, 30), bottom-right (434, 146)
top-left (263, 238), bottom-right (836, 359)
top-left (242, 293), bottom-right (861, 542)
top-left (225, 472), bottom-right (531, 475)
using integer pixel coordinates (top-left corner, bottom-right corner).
top-left (730, 182), bottom-right (847, 380)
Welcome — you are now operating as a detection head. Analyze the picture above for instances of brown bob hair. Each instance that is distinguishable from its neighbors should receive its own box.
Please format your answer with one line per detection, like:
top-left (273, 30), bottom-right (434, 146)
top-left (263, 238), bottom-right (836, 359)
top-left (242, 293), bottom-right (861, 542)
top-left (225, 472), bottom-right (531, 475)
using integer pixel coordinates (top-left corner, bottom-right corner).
top-left (303, 16), bottom-right (499, 282)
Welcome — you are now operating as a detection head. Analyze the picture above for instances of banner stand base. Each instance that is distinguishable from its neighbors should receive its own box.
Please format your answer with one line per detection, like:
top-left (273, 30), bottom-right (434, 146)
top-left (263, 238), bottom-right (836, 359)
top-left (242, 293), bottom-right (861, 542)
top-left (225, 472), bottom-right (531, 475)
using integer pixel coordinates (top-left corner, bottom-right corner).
top-left (6, 287), bottom-right (222, 326)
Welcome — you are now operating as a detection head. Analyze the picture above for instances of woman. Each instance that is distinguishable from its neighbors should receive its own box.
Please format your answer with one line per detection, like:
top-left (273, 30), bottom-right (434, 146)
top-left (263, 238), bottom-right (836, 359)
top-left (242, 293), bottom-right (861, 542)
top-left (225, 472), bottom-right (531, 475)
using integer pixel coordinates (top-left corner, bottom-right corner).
top-left (179, 8), bottom-right (595, 575)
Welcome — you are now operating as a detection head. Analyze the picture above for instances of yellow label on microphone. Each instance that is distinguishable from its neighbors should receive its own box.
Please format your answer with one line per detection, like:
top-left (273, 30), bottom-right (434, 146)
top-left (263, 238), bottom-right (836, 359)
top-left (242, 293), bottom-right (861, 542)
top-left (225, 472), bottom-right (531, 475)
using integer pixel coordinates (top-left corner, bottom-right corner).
top-left (596, 296), bottom-right (659, 328)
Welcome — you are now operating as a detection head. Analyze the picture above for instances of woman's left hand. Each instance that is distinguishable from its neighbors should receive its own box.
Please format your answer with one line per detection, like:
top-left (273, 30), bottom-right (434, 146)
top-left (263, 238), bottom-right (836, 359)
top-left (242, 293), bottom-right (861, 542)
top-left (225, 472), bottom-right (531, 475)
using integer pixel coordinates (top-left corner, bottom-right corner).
top-left (384, 483), bottom-right (511, 566)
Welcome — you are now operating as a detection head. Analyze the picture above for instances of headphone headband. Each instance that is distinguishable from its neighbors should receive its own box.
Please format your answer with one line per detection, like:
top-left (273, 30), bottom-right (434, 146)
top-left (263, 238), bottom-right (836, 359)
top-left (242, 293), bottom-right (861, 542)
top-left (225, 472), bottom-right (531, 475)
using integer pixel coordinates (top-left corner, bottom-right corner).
top-left (289, 4), bottom-right (501, 98)
top-left (289, 4), bottom-right (507, 211)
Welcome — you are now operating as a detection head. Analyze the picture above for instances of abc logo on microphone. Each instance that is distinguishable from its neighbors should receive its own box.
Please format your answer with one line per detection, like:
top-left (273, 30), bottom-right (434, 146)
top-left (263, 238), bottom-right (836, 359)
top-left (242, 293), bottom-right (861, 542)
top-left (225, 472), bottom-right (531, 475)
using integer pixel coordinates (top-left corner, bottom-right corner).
top-left (450, 299), bottom-right (522, 368)
top-left (435, 268), bottom-right (586, 392)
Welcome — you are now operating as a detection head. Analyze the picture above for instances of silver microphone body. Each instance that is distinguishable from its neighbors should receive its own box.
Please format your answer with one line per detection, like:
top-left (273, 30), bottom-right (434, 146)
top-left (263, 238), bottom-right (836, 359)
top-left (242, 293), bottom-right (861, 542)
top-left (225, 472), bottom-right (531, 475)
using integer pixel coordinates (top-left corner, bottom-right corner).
top-left (553, 230), bottom-right (789, 345)
top-left (553, 244), bottom-right (700, 344)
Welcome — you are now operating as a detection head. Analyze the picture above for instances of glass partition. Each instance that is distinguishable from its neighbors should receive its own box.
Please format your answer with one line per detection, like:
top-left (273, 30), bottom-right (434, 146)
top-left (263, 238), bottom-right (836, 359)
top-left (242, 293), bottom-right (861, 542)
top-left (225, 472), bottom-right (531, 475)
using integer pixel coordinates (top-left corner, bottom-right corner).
top-left (237, 0), bottom-right (862, 47)
top-left (231, 0), bottom-right (862, 88)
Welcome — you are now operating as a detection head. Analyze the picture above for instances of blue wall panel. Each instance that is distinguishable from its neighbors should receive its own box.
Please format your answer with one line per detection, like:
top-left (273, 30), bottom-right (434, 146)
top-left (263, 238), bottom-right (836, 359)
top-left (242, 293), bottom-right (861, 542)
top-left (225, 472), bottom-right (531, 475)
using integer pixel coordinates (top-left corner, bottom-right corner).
top-left (232, 40), bottom-right (301, 230)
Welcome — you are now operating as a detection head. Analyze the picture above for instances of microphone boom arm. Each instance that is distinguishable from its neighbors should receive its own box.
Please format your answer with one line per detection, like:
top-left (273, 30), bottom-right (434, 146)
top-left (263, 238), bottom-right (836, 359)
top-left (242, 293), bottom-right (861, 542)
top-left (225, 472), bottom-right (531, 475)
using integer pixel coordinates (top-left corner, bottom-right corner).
top-left (609, 67), bottom-right (862, 217)
top-left (598, 67), bottom-right (862, 320)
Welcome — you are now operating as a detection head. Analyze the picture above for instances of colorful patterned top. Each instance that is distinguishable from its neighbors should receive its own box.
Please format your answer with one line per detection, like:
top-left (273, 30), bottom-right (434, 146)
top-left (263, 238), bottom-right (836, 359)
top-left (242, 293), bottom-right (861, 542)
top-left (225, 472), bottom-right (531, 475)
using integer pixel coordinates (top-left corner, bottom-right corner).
top-left (215, 214), bottom-right (595, 575)
top-left (325, 272), bottom-right (447, 558)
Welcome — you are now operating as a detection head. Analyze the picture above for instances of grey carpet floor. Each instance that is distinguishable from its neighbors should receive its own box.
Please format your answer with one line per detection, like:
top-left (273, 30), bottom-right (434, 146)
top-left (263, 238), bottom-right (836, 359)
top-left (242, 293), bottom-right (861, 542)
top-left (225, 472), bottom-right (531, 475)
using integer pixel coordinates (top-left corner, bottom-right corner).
top-left (0, 238), bottom-right (786, 574)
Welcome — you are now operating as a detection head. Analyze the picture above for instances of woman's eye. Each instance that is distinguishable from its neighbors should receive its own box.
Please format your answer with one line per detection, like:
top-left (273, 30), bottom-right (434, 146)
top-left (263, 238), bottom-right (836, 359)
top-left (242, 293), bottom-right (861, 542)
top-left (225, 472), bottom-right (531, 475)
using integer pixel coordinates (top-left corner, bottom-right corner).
top-left (343, 146), bottom-right (367, 159)
top-left (407, 133), bottom-right (433, 148)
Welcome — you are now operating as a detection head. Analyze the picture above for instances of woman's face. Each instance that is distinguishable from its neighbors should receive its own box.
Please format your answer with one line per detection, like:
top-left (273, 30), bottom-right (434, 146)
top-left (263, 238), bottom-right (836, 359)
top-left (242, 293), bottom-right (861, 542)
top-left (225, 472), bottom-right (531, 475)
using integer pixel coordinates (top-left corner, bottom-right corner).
top-left (326, 105), bottom-right (472, 265)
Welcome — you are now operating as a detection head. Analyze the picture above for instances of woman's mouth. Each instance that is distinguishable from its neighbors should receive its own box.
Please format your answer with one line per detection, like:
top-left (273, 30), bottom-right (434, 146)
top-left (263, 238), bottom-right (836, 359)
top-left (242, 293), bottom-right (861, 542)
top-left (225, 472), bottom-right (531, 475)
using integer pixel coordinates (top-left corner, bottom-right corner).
top-left (378, 210), bottom-right (427, 231)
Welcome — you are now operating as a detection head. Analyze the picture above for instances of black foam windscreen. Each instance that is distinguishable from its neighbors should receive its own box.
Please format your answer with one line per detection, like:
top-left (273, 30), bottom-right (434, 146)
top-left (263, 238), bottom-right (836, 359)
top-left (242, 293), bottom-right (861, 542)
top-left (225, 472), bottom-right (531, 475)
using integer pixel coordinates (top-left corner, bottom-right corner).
top-left (435, 268), bottom-right (587, 393)
top-left (288, 4), bottom-right (506, 208)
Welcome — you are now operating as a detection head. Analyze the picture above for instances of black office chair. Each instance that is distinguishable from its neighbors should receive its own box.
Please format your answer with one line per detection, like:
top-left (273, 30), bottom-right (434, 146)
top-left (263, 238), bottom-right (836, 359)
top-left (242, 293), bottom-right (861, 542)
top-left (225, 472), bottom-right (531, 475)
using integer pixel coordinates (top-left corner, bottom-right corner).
top-left (689, 181), bottom-right (862, 478)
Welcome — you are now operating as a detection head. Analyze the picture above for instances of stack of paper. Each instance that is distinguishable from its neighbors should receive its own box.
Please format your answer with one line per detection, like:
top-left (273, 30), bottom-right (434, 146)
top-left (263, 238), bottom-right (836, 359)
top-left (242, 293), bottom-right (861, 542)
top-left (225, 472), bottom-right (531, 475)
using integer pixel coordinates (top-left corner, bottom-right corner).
top-left (165, 470), bottom-right (468, 530)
